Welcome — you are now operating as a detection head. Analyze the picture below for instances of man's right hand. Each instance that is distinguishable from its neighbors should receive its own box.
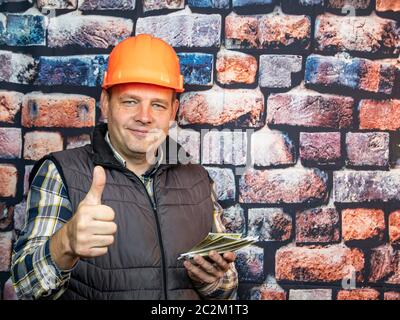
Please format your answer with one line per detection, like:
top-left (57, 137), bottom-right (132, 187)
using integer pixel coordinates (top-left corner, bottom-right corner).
top-left (50, 166), bottom-right (117, 270)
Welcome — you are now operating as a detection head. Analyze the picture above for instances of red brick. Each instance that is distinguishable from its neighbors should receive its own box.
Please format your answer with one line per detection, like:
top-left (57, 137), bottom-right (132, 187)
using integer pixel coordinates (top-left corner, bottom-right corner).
top-left (221, 205), bottom-right (245, 234)
top-left (285, 0), bottom-right (324, 8)
top-left (23, 131), bottom-right (63, 161)
top-left (143, 0), bottom-right (183, 12)
top-left (169, 125), bottom-right (200, 164)
top-left (239, 167), bottom-right (328, 204)
top-left (346, 132), bottom-right (389, 167)
top-left (205, 167), bottom-right (235, 201)
top-left (0, 203), bottom-right (13, 230)
top-left (2, 12), bottom-right (45, 47)
top-left (78, 0), bottom-right (136, 10)
top-left (276, 244), bottom-right (365, 282)
top-left (342, 208), bottom-right (385, 242)
top-left (300, 132), bottom-right (341, 166)
top-left (259, 55), bottom-right (302, 88)
top-left (260, 289), bottom-right (286, 300)
top-left (249, 276), bottom-right (286, 300)
top-left (224, 14), bottom-right (258, 48)
top-left (37, 0), bottom-right (77, 9)
top-left (178, 86), bottom-right (264, 127)
top-left (66, 134), bottom-right (91, 150)
top-left (258, 13), bottom-right (311, 50)
top-left (389, 210), bottom-right (400, 245)
top-left (251, 127), bottom-right (295, 167)
top-left (359, 99), bottom-right (400, 131)
top-left (305, 54), bottom-right (397, 95)
top-left (35, 55), bottom-right (107, 87)
top-left (0, 91), bottom-right (23, 123)
top-left (136, 10), bottom-right (221, 48)
top-left (3, 277), bottom-right (17, 300)
top-left (334, 170), bottom-right (400, 202)
top-left (327, 0), bottom-right (370, 9)
top-left (48, 12), bottom-right (133, 48)
top-left (315, 13), bottom-right (398, 54)
top-left (380, 57), bottom-right (400, 69)
top-left (22, 93), bottom-right (96, 128)
top-left (236, 246), bottom-right (264, 282)
top-left (0, 164), bottom-right (17, 197)
top-left (202, 130), bottom-right (247, 165)
top-left (0, 50), bottom-right (37, 85)
top-left (216, 48), bottom-right (257, 84)
top-left (23, 165), bottom-right (33, 196)
top-left (267, 87), bottom-right (354, 129)
top-left (337, 288), bottom-right (380, 300)
top-left (259, 289), bottom-right (286, 300)
top-left (225, 11), bottom-right (311, 50)
top-left (13, 200), bottom-right (26, 232)
top-left (358, 60), bottom-right (396, 94)
top-left (296, 207), bottom-right (340, 243)
top-left (384, 291), bottom-right (400, 300)
top-left (289, 289), bottom-right (332, 300)
top-left (376, 0), bottom-right (400, 12)
top-left (248, 208), bottom-right (292, 241)
top-left (384, 56), bottom-right (400, 70)
top-left (0, 231), bottom-right (12, 271)
top-left (369, 245), bottom-right (400, 284)
top-left (0, 127), bottom-right (22, 158)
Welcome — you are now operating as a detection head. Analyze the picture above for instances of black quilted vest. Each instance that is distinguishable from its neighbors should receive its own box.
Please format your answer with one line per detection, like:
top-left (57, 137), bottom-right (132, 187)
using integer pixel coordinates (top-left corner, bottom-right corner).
top-left (29, 123), bottom-right (214, 300)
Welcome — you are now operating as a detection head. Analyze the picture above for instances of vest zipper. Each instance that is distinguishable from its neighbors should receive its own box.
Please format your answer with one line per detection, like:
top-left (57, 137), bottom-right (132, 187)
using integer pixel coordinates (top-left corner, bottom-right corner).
top-left (94, 161), bottom-right (169, 300)
top-left (151, 173), bottom-right (168, 301)
top-left (132, 172), bottom-right (168, 300)
top-left (118, 165), bottom-right (168, 300)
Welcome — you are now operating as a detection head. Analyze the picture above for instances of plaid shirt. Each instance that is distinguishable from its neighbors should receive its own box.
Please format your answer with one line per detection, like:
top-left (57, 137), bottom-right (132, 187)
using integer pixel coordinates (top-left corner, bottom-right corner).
top-left (11, 133), bottom-right (238, 300)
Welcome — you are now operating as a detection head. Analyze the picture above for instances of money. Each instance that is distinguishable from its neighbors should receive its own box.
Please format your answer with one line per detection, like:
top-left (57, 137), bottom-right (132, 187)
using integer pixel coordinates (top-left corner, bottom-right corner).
top-left (178, 233), bottom-right (258, 260)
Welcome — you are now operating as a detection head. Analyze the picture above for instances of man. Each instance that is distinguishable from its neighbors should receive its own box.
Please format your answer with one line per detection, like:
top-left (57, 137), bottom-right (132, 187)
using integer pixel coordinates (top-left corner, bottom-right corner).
top-left (11, 34), bottom-right (238, 300)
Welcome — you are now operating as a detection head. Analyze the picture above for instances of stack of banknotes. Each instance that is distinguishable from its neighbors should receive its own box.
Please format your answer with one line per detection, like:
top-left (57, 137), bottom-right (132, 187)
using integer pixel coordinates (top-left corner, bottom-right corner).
top-left (178, 233), bottom-right (259, 260)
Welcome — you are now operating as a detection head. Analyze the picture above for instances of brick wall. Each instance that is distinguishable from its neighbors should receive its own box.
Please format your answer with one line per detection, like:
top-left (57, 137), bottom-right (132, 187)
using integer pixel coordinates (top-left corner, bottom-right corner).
top-left (0, 0), bottom-right (399, 300)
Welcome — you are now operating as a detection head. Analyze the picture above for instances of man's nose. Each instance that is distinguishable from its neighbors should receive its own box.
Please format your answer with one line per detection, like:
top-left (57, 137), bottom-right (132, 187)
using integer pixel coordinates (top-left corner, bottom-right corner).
top-left (135, 103), bottom-right (153, 124)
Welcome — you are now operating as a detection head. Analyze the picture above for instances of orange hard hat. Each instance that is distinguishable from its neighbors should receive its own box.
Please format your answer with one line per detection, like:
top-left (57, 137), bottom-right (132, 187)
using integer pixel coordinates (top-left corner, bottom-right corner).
top-left (102, 34), bottom-right (184, 92)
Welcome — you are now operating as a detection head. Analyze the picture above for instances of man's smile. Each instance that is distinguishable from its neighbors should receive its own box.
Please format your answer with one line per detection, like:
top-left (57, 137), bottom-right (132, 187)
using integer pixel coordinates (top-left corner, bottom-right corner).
top-left (127, 128), bottom-right (150, 138)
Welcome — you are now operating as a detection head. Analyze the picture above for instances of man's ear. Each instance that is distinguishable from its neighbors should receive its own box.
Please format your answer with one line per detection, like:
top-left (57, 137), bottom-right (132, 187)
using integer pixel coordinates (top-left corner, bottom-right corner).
top-left (100, 89), bottom-right (110, 122)
top-left (171, 97), bottom-right (179, 121)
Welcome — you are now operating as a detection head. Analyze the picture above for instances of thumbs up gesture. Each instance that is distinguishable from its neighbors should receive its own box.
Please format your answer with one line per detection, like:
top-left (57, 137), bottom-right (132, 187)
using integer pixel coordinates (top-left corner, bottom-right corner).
top-left (65, 166), bottom-right (117, 258)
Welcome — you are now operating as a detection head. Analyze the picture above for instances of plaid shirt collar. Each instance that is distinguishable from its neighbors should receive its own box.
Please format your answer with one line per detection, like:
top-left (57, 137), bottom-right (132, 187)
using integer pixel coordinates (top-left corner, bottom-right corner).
top-left (105, 130), bottom-right (163, 178)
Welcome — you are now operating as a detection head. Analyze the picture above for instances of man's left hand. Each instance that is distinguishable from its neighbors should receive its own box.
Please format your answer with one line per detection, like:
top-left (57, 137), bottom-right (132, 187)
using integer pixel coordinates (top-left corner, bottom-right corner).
top-left (183, 250), bottom-right (236, 284)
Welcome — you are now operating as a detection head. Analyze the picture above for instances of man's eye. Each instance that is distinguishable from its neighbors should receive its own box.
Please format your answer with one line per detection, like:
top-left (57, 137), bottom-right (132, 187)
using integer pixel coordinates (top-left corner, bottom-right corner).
top-left (123, 100), bottom-right (137, 105)
top-left (153, 104), bottom-right (166, 109)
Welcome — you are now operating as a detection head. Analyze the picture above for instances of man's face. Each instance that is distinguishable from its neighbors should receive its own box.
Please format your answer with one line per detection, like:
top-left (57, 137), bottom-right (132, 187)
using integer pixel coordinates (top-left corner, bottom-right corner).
top-left (102, 82), bottom-right (179, 160)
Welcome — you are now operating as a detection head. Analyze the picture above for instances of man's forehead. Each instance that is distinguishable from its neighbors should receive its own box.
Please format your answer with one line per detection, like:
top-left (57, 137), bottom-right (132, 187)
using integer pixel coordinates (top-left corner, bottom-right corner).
top-left (112, 82), bottom-right (174, 98)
